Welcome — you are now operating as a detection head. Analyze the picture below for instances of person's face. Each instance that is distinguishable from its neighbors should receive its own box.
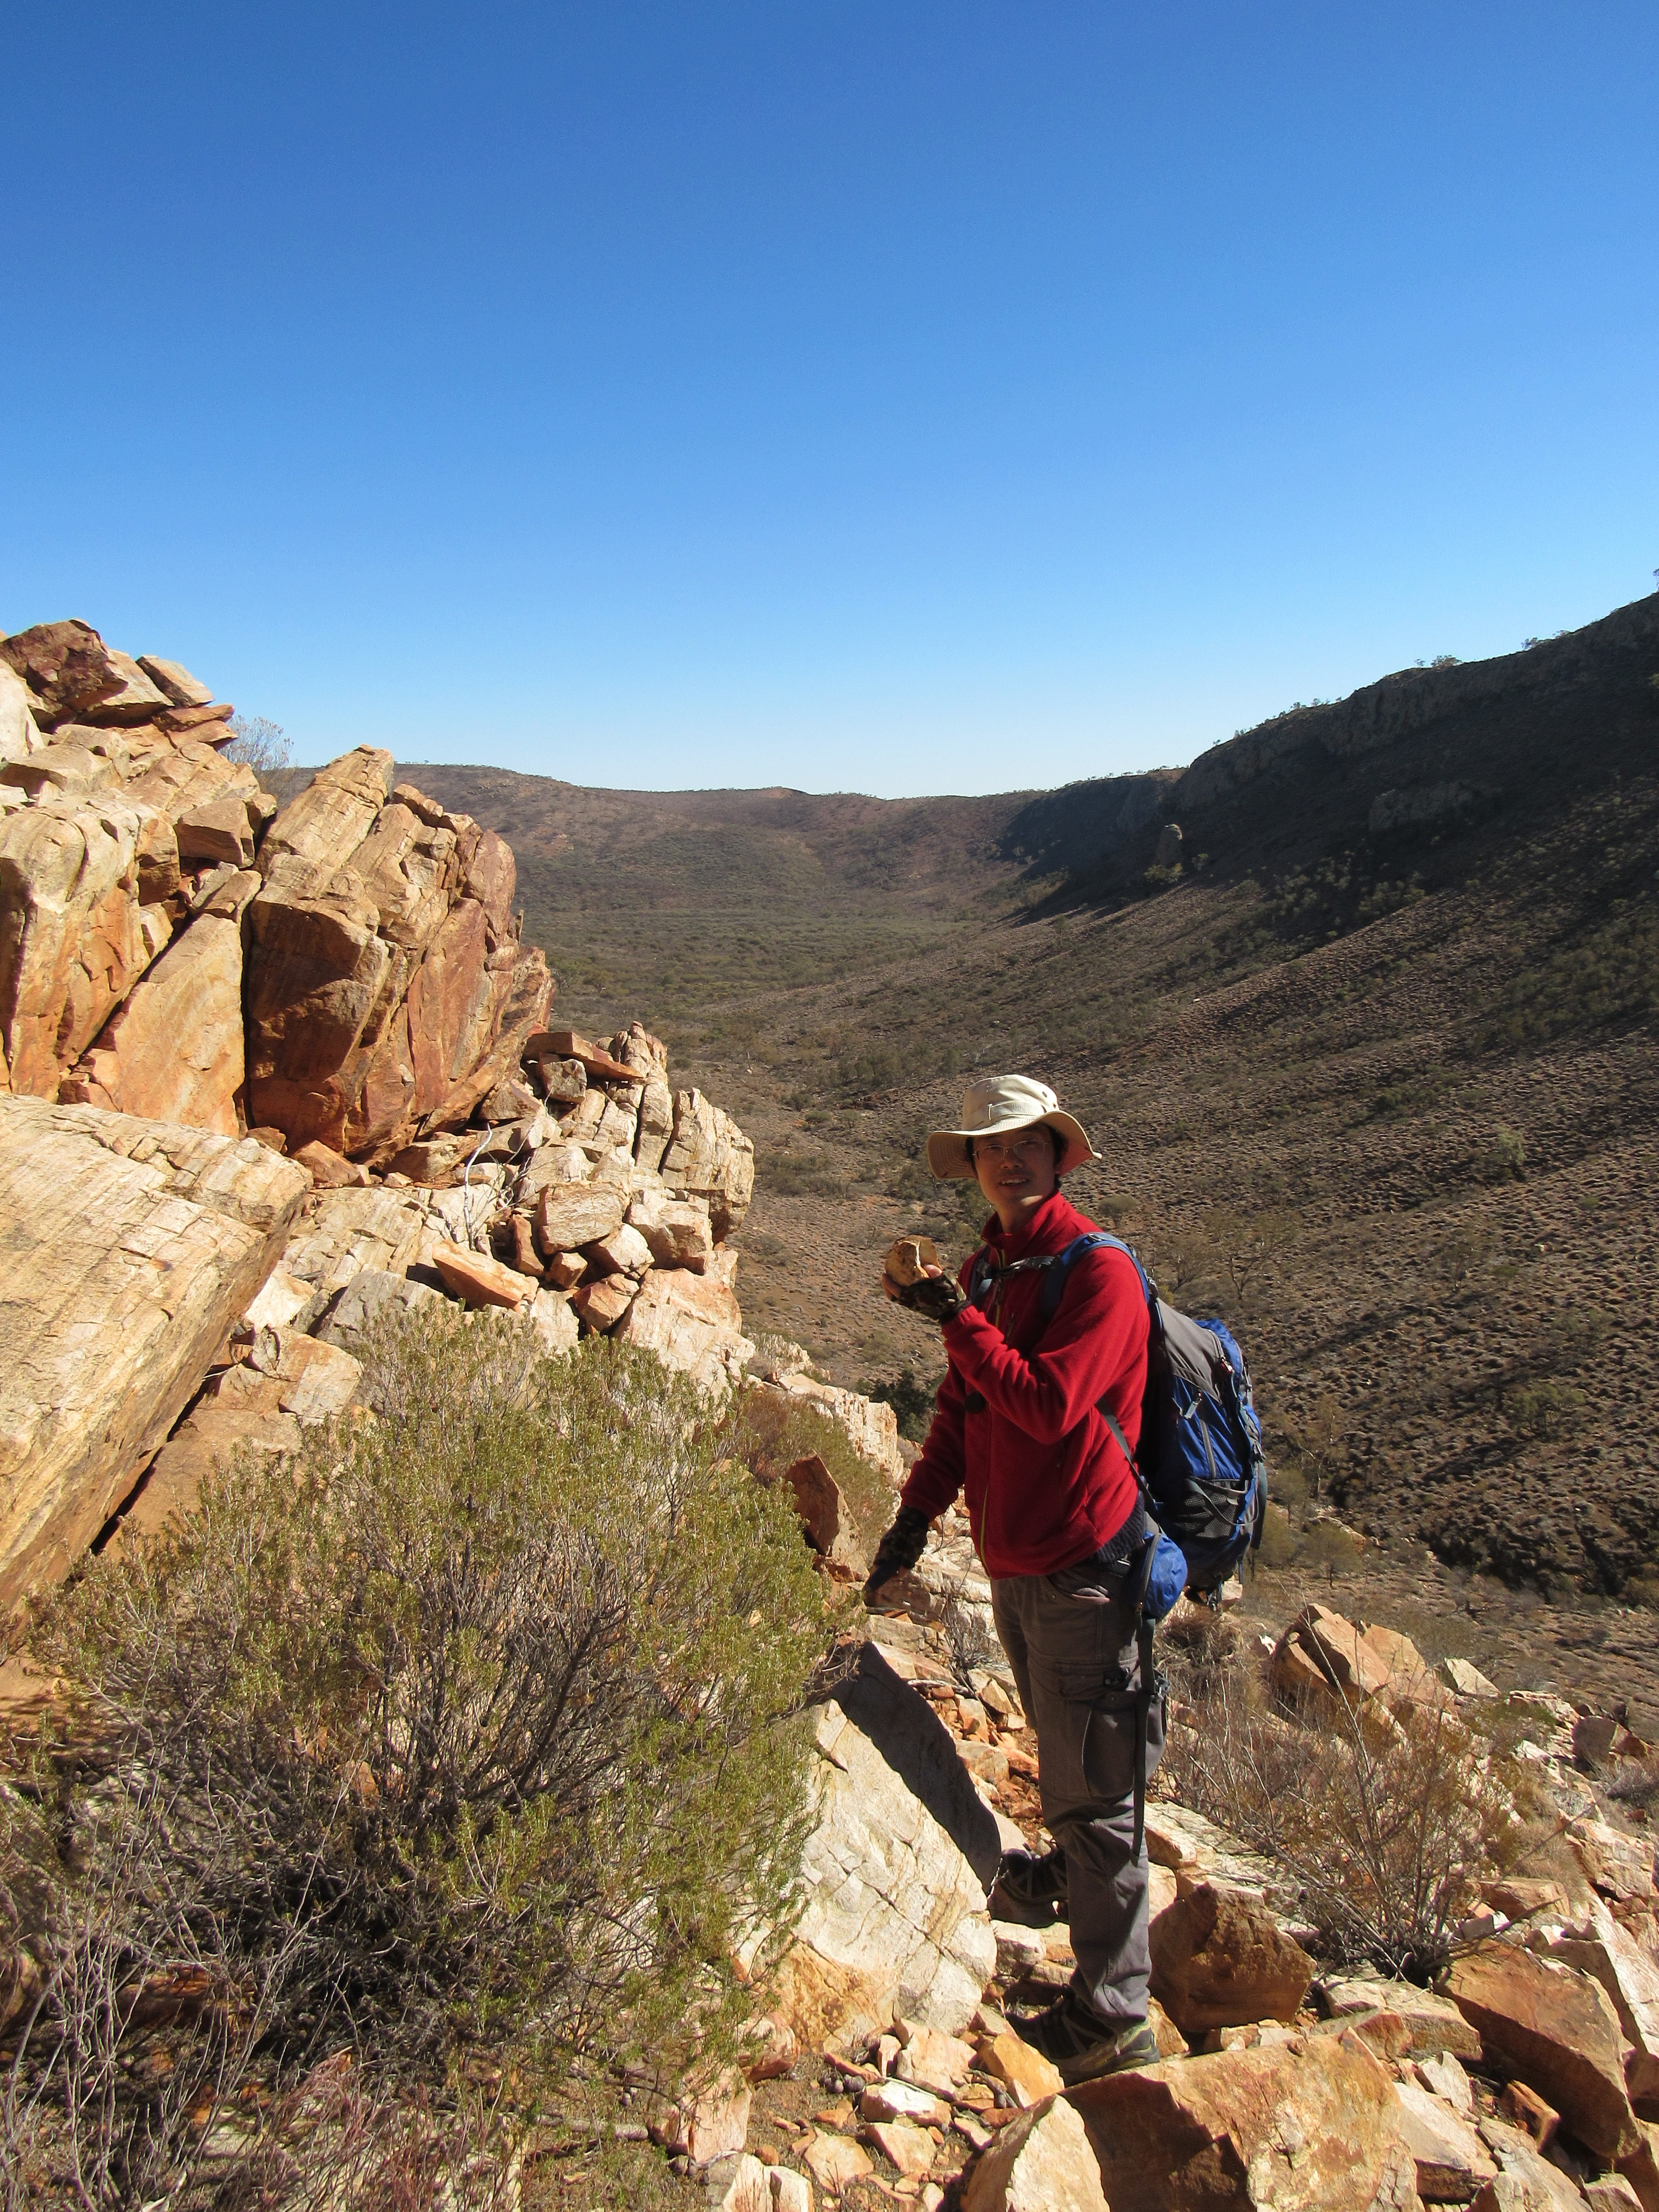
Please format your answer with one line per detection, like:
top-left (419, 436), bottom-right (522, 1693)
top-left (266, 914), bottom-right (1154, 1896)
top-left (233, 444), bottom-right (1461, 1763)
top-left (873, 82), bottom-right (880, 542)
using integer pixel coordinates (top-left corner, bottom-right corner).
top-left (973, 1125), bottom-right (1059, 1230)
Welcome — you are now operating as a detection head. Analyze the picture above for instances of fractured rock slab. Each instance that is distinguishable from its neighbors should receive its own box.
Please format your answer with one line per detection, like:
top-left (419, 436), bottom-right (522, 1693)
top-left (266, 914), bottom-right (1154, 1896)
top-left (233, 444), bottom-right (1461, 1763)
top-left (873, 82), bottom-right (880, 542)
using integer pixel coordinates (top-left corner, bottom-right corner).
top-left (0, 1097), bottom-right (307, 1609)
top-left (1446, 1940), bottom-right (1639, 2158)
top-left (961, 2093), bottom-right (1106, 2212)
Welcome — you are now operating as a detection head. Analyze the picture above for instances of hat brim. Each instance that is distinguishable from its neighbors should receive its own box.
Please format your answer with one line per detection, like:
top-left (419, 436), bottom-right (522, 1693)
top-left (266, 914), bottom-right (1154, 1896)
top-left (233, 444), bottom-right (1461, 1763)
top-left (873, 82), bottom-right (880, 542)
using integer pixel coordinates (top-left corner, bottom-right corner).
top-left (926, 1109), bottom-right (1095, 1180)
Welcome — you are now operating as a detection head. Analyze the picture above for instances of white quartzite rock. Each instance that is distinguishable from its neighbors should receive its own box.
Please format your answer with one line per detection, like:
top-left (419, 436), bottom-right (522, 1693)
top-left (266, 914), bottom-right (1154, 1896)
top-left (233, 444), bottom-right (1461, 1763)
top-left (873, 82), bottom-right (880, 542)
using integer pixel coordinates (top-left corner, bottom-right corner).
top-left (0, 1097), bottom-right (309, 1609)
top-left (770, 1696), bottom-right (995, 2053)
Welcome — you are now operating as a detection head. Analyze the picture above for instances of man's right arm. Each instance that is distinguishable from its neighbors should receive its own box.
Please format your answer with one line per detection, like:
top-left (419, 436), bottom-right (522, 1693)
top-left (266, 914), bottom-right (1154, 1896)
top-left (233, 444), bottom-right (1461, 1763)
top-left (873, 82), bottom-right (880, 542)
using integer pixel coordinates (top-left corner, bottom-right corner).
top-left (898, 1357), bottom-right (967, 1520)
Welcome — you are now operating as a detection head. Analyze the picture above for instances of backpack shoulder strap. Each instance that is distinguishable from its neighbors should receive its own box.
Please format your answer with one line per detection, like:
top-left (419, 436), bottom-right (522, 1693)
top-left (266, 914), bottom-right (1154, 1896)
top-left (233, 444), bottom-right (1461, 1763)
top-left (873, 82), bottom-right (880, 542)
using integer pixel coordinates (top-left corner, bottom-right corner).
top-left (1037, 1230), bottom-right (1153, 1319)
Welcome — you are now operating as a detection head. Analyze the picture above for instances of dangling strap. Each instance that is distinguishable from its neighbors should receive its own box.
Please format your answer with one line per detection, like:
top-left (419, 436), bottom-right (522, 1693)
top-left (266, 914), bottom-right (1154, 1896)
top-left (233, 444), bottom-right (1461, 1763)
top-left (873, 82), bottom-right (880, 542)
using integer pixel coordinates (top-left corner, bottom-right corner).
top-left (1127, 1535), bottom-right (1160, 1861)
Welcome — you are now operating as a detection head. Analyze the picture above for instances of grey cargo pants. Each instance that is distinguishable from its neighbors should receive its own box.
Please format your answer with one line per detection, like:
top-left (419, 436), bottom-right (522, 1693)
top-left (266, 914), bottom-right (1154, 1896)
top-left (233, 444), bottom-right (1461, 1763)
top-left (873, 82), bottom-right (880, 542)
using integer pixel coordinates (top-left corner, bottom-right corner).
top-left (990, 1570), bottom-right (1165, 2024)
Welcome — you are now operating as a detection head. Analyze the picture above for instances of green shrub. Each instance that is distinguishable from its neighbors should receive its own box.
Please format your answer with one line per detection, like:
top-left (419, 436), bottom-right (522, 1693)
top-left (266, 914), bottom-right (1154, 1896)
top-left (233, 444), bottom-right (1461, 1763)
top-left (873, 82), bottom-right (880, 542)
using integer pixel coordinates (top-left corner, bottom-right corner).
top-left (1481, 1126), bottom-right (1527, 1182)
top-left (860, 1366), bottom-right (938, 1444)
top-left (24, 1313), bottom-right (823, 2092)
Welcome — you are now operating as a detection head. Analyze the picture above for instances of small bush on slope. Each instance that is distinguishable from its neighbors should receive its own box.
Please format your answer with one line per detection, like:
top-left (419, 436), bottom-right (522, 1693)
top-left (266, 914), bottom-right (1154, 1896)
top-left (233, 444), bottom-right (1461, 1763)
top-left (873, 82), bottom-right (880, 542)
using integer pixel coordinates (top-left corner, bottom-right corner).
top-left (11, 1310), bottom-right (822, 2192)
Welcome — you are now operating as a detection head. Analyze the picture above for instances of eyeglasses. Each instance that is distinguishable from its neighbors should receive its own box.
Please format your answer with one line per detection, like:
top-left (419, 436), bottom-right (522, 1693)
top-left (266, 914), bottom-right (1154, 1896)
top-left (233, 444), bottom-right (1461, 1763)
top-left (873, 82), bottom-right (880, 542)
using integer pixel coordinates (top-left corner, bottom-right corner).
top-left (974, 1132), bottom-right (1053, 1161)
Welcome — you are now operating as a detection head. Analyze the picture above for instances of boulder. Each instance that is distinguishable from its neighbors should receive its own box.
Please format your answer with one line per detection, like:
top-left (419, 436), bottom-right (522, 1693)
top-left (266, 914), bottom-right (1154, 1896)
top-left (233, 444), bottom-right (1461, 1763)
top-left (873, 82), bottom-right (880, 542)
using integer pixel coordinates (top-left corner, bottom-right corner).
top-left (803, 2132), bottom-right (872, 2194)
top-left (962, 2094), bottom-right (1106, 2212)
top-left (769, 1677), bottom-right (996, 2051)
top-left (0, 1097), bottom-right (308, 1610)
top-left (1149, 1882), bottom-right (1315, 2038)
top-left (1070, 2034), bottom-right (1420, 2212)
top-left (627, 1186), bottom-right (715, 1270)
top-left (431, 1240), bottom-right (531, 1310)
top-left (534, 1179), bottom-right (626, 1255)
top-left (650, 2065), bottom-right (752, 2164)
top-left (1445, 1941), bottom-right (1639, 2157)
top-left (1474, 2114), bottom-right (1587, 2210)
top-left (135, 656), bottom-right (214, 709)
top-left (176, 794), bottom-right (256, 867)
top-left (781, 1454), bottom-right (867, 1573)
top-left (1550, 1899), bottom-right (1659, 2102)
top-left (279, 1185), bottom-right (426, 1300)
top-left (615, 1266), bottom-right (756, 1397)
top-left (116, 1328), bottom-right (361, 1547)
top-left (1440, 1658), bottom-right (1500, 1699)
top-left (0, 661), bottom-right (45, 764)
top-left (1567, 1820), bottom-right (1656, 1904)
top-left (311, 1267), bottom-right (441, 1353)
top-left (291, 1141), bottom-right (371, 1188)
top-left (975, 2031), bottom-right (1064, 2110)
top-left (1321, 1976), bottom-right (1481, 2059)
top-left (585, 1223), bottom-right (653, 1278)
top-left (703, 2155), bottom-right (770, 2211)
top-left (571, 1275), bottom-right (637, 1333)
top-left (1392, 2080), bottom-right (1496, 2201)
top-left (0, 619), bottom-right (129, 726)
top-left (866, 2118), bottom-right (934, 2176)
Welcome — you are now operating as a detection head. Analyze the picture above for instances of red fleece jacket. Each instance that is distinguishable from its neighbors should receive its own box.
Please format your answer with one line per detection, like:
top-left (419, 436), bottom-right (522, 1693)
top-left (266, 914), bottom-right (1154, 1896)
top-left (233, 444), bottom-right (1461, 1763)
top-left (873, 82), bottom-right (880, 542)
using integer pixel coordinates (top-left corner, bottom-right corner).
top-left (899, 1188), bottom-right (1147, 1580)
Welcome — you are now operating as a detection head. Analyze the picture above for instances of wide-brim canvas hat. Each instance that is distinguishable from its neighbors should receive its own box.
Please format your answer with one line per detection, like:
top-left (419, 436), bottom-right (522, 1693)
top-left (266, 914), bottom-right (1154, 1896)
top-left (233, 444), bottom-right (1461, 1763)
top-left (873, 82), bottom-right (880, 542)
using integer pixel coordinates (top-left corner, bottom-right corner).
top-left (926, 1074), bottom-right (1096, 1180)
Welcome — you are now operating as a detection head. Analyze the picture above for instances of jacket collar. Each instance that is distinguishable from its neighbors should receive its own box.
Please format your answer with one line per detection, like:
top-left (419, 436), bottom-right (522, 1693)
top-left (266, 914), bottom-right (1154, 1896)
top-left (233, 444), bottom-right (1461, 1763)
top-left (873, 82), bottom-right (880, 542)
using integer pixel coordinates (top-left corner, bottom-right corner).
top-left (982, 1186), bottom-right (1084, 1264)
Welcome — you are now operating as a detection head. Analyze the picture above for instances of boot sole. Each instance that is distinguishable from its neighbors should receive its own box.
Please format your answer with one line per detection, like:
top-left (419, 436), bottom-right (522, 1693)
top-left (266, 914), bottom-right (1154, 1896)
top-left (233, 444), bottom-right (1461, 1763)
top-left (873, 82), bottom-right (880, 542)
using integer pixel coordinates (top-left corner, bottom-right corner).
top-left (1055, 2032), bottom-right (1162, 2087)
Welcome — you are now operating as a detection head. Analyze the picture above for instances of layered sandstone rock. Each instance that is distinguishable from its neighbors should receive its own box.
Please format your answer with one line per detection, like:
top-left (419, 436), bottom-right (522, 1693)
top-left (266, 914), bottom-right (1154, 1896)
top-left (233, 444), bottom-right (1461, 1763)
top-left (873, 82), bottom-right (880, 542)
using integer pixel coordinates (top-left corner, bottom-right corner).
top-left (1446, 1940), bottom-right (1640, 2159)
top-left (0, 1096), bottom-right (307, 1611)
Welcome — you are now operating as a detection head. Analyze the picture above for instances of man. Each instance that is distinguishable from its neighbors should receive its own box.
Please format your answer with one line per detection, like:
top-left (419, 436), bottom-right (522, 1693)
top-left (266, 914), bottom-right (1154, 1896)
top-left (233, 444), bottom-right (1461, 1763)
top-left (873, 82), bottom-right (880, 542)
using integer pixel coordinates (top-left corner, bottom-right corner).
top-left (869, 1073), bottom-right (1163, 2084)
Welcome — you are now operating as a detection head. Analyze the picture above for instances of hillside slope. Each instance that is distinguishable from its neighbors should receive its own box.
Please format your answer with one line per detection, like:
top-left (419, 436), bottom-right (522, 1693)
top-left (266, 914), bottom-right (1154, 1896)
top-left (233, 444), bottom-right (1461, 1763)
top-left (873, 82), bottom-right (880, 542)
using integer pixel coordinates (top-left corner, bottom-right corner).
top-left (405, 593), bottom-right (1658, 1625)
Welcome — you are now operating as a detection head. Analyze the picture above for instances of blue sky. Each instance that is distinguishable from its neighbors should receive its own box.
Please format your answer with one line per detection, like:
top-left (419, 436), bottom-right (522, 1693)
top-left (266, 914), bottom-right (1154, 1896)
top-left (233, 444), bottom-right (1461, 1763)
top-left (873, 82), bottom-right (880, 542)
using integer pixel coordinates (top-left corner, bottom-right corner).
top-left (3, 2), bottom-right (1656, 795)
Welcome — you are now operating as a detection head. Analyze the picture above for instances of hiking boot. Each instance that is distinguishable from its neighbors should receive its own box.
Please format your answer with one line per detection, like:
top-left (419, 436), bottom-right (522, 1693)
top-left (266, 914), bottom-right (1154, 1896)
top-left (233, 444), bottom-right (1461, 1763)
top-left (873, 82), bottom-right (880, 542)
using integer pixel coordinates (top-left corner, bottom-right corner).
top-left (1014, 1990), bottom-right (1161, 2086)
top-left (988, 1844), bottom-right (1068, 1928)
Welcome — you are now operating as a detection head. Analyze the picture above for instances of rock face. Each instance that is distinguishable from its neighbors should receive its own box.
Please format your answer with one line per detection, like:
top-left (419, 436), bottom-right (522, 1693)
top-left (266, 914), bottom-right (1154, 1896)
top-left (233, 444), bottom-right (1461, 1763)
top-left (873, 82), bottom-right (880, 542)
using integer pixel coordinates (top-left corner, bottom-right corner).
top-left (769, 1689), bottom-right (996, 2051)
top-left (244, 754), bottom-right (551, 1159)
top-left (1070, 2035), bottom-right (1420, 2212)
top-left (0, 1096), bottom-right (308, 1611)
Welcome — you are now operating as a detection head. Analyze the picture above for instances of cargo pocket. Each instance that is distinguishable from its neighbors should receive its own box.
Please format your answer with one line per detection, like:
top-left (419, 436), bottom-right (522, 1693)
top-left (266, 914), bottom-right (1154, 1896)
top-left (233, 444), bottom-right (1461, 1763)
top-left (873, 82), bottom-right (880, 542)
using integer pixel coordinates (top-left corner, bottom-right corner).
top-left (1080, 1678), bottom-right (1168, 1805)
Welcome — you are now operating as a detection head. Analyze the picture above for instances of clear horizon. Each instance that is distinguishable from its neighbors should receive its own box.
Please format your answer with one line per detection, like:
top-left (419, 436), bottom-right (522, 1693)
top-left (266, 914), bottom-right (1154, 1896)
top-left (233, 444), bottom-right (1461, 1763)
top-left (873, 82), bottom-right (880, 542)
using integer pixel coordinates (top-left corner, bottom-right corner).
top-left (4, 3), bottom-right (1656, 799)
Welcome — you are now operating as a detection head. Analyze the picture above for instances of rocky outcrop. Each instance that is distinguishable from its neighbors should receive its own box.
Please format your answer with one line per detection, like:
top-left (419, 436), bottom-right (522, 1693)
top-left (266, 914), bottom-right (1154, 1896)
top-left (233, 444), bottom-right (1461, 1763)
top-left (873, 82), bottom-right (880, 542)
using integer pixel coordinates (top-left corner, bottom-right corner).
top-left (0, 1096), bottom-right (308, 1611)
top-left (1445, 1941), bottom-right (1640, 2159)
top-left (0, 621), bottom-right (553, 1176)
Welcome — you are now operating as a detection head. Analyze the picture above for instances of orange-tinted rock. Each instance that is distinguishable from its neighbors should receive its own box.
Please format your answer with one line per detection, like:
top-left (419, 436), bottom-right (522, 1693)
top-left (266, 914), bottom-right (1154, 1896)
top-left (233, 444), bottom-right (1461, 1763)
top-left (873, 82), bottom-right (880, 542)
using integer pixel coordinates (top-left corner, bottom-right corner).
top-left (135, 656), bottom-right (214, 709)
top-left (62, 913), bottom-right (244, 1134)
top-left (292, 1141), bottom-right (370, 1189)
top-left (533, 1026), bottom-right (637, 1082)
top-left (1070, 2034), bottom-right (1419, 2212)
top-left (431, 1240), bottom-right (531, 1310)
top-left (1150, 1882), bottom-right (1314, 2038)
top-left (572, 1274), bottom-right (637, 1332)
top-left (1445, 1941), bottom-right (1639, 2158)
top-left (0, 795), bottom-right (162, 1097)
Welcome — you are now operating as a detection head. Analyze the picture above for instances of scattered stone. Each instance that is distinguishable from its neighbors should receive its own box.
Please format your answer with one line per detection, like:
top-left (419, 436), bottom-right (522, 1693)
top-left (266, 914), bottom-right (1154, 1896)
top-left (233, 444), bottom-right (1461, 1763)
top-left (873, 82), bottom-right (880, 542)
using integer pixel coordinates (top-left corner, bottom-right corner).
top-left (861, 2080), bottom-right (947, 2127)
top-left (1440, 1657), bottom-right (1501, 1699)
top-left (430, 1240), bottom-right (531, 1310)
top-left (765, 2170), bottom-right (812, 2212)
top-left (993, 1923), bottom-right (1047, 1977)
top-left (702, 2153), bottom-right (770, 2211)
top-left (768, 1670), bottom-right (997, 2053)
top-left (293, 1140), bottom-right (371, 1188)
top-left (1567, 1819), bottom-right (1656, 1904)
top-left (1149, 1881), bottom-right (1314, 2038)
top-left (1446, 1940), bottom-right (1639, 2158)
top-left (892, 2020), bottom-right (976, 2095)
top-left (585, 1222), bottom-right (653, 1278)
top-left (1476, 2114), bottom-right (1587, 2211)
top-left (1496, 2080), bottom-right (1557, 2148)
top-left (1418, 2053), bottom-right (1475, 2114)
top-left (974, 2031), bottom-right (1063, 2110)
top-left (802, 2130), bottom-right (872, 2194)
top-left (960, 2093), bottom-right (1106, 2212)
top-left (1550, 1897), bottom-right (1659, 2101)
top-left (571, 1274), bottom-right (637, 1332)
top-left (652, 2067), bottom-right (753, 2164)
top-left (1320, 1975), bottom-right (1482, 2058)
top-left (866, 2118), bottom-right (934, 2176)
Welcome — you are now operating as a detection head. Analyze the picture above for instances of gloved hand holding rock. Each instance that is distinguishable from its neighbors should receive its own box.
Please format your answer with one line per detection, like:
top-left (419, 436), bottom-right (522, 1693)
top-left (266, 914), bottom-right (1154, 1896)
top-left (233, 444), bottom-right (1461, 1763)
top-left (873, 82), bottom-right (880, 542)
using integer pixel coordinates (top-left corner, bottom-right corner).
top-left (863, 1503), bottom-right (930, 1611)
top-left (881, 1236), bottom-right (967, 1324)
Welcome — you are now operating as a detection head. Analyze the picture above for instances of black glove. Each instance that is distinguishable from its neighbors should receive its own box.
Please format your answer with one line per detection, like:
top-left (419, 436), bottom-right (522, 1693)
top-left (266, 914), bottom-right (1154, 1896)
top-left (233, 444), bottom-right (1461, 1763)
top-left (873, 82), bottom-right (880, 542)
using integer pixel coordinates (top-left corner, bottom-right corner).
top-left (889, 1274), bottom-right (967, 1324)
top-left (863, 1505), bottom-right (930, 1610)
